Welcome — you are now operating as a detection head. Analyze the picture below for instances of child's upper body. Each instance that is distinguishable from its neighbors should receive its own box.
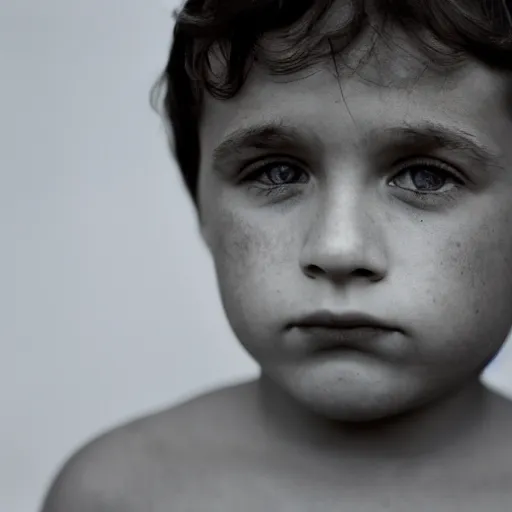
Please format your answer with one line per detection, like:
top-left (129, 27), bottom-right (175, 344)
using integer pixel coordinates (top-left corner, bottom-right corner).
top-left (42, 1), bottom-right (512, 510)
top-left (42, 379), bottom-right (512, 511)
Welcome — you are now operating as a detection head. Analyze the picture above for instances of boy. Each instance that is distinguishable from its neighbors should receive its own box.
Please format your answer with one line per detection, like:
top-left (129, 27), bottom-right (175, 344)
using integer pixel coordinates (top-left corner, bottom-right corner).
top-left (42, 0), bottom-right (512, 510)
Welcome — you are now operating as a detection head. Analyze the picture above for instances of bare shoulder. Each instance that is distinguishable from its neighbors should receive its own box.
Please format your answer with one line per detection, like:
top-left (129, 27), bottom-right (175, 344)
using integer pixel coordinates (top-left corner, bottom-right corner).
top-left (40, 380), bottom-right (258, 512)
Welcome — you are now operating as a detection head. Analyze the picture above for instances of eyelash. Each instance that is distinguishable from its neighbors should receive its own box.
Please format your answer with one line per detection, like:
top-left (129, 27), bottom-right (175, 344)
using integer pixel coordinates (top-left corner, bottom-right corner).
top-left (241, 158), bottom-right (465, 203)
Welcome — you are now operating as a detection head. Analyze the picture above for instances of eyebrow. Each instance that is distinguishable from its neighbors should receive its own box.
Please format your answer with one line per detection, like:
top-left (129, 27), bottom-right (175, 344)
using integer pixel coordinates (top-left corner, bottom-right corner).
top-left (212, 120), bottom-right (319, 173)
top-left (382, 122), bottom-right (505, 171)
top-left (211, 119), bottom-right (505, 173)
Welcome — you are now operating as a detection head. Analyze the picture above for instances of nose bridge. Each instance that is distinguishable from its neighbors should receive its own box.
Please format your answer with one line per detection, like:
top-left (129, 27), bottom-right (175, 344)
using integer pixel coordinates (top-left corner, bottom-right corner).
top-left (301, 174), bottom-right (387, 281)
top-left (314, 180), bottom-right (369, 251)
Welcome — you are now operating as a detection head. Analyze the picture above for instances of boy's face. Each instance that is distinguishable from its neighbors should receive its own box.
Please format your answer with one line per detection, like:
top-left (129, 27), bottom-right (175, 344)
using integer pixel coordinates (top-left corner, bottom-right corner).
top-left (196, 26), bottom-right (512, 421)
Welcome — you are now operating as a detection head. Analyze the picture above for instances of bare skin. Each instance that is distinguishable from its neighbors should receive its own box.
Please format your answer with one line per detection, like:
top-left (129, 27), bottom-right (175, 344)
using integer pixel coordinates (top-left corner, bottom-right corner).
top-left (42, 378), bottom-right (512, 511)
top-left (41, 7), bottom-right (512, 512)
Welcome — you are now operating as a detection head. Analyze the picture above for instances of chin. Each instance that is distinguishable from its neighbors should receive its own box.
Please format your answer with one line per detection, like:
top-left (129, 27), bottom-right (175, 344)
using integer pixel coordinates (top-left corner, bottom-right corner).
top-left (295, 391), bottom-right (413, 423)
top-left (276, 367), bottom-right (431, 423)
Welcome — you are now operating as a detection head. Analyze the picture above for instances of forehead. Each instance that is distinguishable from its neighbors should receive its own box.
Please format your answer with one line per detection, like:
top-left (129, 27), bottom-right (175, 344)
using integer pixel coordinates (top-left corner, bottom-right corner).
top-left (205, 5), bottom-right (506, 116)
top-left (200, 55), bottom-right (509, 164)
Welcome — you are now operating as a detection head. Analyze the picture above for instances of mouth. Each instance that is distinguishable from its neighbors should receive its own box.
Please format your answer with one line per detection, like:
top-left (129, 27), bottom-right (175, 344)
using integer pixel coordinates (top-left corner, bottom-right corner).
top-left (287, 310), bottom-right (399, 354)
top-left (294, 326), bottom-right (394, 353)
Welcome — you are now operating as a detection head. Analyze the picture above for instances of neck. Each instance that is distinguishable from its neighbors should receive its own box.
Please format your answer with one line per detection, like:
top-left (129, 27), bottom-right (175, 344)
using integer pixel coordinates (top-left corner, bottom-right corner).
top-left (255, 373), bottom-right (498, 463)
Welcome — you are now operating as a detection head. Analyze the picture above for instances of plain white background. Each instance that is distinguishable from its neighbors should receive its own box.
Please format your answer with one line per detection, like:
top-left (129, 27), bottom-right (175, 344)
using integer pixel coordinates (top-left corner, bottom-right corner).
top-left (3, 1), bottom-right (512, 511)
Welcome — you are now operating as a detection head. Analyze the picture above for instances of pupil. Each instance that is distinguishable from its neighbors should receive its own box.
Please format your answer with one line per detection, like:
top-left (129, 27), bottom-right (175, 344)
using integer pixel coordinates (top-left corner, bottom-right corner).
top-left (412, 169), bottom-right (445, 191)
top-left (274, 166), bottom-right (294, 183)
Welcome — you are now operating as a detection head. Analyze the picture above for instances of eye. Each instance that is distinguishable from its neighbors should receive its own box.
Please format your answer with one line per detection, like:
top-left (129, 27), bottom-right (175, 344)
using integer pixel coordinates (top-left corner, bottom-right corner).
top-left (239, 157), bottom-right (466, 206)
top-left (244, 162), bottom-right (308, 185)
top-left (241, 161), bottom-right (309, 197)
top-left (389, 159), bottom-right (464, 195)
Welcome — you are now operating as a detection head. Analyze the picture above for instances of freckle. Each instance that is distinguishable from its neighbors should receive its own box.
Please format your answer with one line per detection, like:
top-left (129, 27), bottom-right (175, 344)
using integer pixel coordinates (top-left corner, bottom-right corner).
top-left (456, 242), bottom-right (461, 248)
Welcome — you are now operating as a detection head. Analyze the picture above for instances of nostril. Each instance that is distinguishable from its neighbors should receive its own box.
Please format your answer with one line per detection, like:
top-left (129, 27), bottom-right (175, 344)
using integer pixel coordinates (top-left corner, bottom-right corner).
top-left (354, 268), bottom-right (374, 278)
top-left (303, 264), bottom-right (379, 281)
top-left (304, 264), bottom-right (324, 279)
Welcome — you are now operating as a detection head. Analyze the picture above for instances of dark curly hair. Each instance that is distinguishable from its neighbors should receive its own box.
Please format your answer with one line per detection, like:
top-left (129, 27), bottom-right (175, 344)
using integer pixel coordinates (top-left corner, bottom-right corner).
top-left (149, 0), bottom-right (512, 210)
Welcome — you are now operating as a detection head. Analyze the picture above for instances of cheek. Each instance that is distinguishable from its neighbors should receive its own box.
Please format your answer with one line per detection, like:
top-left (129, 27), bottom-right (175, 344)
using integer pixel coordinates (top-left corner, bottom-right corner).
top-left (411, 215), bottom-right (512, 363)
top-left (208, 209), bottom-right (296, 327)
top-left (457, 220), bottom-right (512, 312)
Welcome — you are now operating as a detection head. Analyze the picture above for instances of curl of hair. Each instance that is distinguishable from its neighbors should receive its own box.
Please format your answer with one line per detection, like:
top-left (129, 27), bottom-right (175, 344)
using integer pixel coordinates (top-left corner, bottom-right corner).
top-left (149, 0), bottom-right (512, 208)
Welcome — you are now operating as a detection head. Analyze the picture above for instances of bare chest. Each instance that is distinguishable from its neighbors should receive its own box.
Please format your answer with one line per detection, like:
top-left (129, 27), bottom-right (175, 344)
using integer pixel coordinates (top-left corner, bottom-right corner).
top-left (125, 452), bottom-right (512, 512)
top-left (168, 474), bottom-right (510, 512)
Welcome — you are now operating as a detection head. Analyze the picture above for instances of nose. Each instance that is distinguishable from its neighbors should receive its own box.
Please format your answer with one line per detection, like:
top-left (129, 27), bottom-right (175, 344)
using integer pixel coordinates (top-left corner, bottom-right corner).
top-left (299, 184), bottom-right (388, 284)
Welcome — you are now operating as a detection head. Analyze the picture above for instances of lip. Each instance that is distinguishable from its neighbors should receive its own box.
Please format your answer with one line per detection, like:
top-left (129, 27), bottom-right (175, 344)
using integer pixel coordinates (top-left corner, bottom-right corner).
top-left (287, 310), bottom-right (399, 354)
top-left (289, 310), bottom-right (397, 331)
